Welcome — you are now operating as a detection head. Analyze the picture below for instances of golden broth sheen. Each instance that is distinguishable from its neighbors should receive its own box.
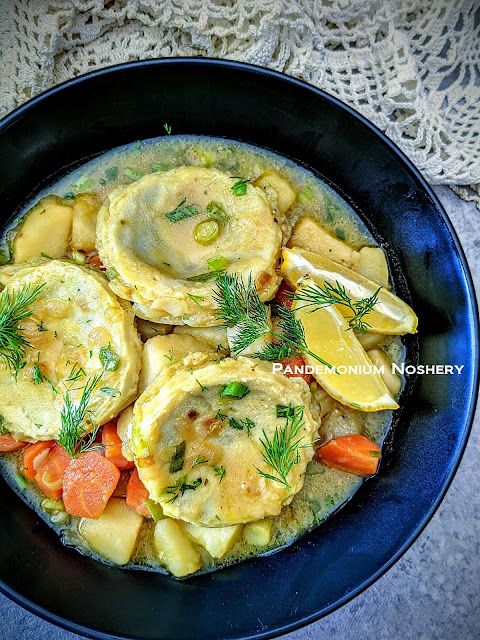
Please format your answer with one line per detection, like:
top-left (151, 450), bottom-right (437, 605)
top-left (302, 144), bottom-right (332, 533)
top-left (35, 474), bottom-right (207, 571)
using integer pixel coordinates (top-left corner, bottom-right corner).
top-left (0, 136), bottom-right (405, 575)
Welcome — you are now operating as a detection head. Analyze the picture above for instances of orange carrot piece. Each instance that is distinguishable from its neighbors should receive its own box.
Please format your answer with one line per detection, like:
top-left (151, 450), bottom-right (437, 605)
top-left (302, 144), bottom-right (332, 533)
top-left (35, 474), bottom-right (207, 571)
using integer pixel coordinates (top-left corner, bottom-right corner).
top-left (62, 451), bottom-right (120, 518)
top-left (102, 422), bottom-right (134, 470)
top-left (316, 434), bottom-right (381, 476)
top-left (34, 444), bottom-right (71, 499)
top-left (23, 441), bottom-right (55, 479)
top-left (273, 280), bottom-right (294, 308)
top-left (0, 435), bottom-right (28, 453)
top-left (126, 467), bottom-right (150, 518)
top-left (275, 355), bottom-right (313, 384)
top-left (87, 254), bottom-right (104, 269)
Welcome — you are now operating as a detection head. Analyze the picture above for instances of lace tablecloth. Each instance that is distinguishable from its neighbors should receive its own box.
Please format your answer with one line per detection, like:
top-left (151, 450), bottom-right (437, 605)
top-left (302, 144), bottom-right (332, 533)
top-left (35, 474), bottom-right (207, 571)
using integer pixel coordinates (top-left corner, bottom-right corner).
top-left (0, 0), bottom-right (479, 195)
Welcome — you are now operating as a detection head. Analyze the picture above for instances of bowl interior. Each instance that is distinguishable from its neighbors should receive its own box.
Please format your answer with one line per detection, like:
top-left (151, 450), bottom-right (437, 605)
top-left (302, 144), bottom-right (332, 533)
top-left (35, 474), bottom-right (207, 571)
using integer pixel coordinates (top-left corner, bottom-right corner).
top-left (0, 59), bottom-right (477, 640)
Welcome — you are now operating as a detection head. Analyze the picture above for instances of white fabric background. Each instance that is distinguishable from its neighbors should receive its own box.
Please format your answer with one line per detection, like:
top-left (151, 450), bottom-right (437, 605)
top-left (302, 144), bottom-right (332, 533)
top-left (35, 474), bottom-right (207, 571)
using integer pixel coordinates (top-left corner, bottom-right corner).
top-left (0, 0), bottom-right (479, 198)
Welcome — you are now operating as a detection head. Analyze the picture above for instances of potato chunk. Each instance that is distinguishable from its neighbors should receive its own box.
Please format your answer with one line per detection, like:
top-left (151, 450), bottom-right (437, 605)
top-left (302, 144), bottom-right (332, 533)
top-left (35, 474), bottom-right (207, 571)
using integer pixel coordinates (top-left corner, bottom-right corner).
top-left (71, 193), bottom-right (99, 252)
top-left (253, 171), bottom-right (297, 215)
top-left (79, 498), bottom-right (143, 565)
top-left (12, 196), bottom-right (72, 263)
top-left (289, 217), bottom-right (359, 268)
top-left (154, 518), bottom-right (201, 577)
top-left (356, 247), bottom-right (390, 288)
top-left (183, 522), bottom-right (242, 558)
top-left (243, 520), bottom-right (272, 546)
top-left (140, 333), bottom-right (213, 392)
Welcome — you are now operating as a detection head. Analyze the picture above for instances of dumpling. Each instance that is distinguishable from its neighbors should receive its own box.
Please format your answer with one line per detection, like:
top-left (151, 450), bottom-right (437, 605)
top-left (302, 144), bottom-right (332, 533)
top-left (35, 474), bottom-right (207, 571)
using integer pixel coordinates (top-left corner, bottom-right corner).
top-left (131, 357), bottom-right (317, 527)
top-left (96, 167), bottom-right (282, 326)
top-left (0, 260), bottom-right (142, 441)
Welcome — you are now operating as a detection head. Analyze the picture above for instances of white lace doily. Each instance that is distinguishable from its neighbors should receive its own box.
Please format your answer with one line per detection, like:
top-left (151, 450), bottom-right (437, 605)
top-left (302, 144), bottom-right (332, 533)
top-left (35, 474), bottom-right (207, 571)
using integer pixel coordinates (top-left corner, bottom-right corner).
top-left (0, 0), bottom-right (479, 194)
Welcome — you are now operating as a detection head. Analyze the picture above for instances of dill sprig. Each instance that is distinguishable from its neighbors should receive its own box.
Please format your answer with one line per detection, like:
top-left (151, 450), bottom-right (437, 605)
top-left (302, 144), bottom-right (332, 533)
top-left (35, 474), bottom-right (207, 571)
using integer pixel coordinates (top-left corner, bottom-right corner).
top-left (58, 371), bottom-right (103, 457)
top-left (0, 282), bottom-right (45, 375)
top-left (255, 405), bottom-right (308, 488)
top-left (163, 477), bottom-right (202, 503)
top-left (291, 280), bottom-right (381, 333)
top-left (213, 273), bottom-right (333, 368)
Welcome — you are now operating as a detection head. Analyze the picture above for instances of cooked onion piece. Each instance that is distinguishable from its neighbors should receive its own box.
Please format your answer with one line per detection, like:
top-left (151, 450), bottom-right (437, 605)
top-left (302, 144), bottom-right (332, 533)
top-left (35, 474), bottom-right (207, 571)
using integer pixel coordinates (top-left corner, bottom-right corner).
top-left (131, 357), bottom-right (317, 527)
top-left (0, 260), bottom-right (142, 441)
top-left (96, 167), bottom-right (282, 326)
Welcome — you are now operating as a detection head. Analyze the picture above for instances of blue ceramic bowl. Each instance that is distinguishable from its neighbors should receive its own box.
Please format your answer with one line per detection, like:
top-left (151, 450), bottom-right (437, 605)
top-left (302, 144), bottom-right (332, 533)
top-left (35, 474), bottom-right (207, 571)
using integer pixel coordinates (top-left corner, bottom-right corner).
top-left (0, 59), bottom-right (477, 640)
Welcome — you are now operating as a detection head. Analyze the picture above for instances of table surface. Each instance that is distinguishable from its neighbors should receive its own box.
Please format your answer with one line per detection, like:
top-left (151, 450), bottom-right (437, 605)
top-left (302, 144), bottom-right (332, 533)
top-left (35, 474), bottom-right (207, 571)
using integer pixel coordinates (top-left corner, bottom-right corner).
top-left (1, 186), bottom-right (478, 640)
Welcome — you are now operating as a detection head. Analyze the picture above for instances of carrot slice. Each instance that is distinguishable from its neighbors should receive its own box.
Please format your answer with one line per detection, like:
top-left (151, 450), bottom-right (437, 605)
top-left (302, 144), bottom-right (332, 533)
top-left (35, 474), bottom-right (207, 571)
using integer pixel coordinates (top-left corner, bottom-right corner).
top-left (23, 441), bottom-right (55, 479)
top-left (102, 422), bottom-right (134, 470)
top-left (273, 280), bottom-right (294, 308)
top-left (126, 467), bottom-right (150, 517)
top-left (316, 434), bottom-right (381, 476)
top-left (275, 355), bottom-right (313, 384)
top-left (63, 451), bottom-right (120, 518)
top-left (87, 253), bottom-right (104, 269)
top-left (0, 435), bottom-right (28, 453)
top-left (34, 444), bottom-right (71, 498)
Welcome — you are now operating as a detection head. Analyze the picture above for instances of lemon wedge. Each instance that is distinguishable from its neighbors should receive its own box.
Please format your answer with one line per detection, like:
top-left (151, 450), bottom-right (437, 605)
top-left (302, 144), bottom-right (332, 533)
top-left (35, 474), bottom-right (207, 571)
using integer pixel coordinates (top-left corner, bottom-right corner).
top-left (292, 280), bottom-right (399, 412)
top-left (282, 247), bottom-right (418, 335)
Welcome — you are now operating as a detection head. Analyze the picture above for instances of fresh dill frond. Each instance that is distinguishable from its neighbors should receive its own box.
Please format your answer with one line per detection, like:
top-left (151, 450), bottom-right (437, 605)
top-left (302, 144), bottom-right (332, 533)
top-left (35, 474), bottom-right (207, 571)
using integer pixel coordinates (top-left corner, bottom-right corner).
top-left (0, 282), bottom-right (45, 375)
top-left (192, 455), bottom-right (209, 468)
top-left (255, 405), bottom-right (309, 488)
top-left (291, 280), bottom-right (381, 334)
top-left (186, 292), bottom-right (205, 306)
top-left (32, 356), bottom-right (47, 385)
top-left (213, 273), bottom-right (333, 368)
top-left (163, 476), bottom-right (202, 503)
top-left (58, 372), bottom-right (102, 457)
top-left (66, 362), bottom-right (86, 383)
top-left (37, 321), bottom-right (47, 332)
top-left (213, 465), bottom-right (225, 483)
top-left (228, 416), bottom-right (255, 435)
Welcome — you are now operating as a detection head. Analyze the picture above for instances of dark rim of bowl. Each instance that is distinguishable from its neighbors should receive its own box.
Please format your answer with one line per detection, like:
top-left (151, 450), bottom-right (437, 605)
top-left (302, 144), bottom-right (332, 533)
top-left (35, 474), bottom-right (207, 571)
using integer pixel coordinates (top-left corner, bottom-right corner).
top-left (0, 57), bottom-right (478, 640)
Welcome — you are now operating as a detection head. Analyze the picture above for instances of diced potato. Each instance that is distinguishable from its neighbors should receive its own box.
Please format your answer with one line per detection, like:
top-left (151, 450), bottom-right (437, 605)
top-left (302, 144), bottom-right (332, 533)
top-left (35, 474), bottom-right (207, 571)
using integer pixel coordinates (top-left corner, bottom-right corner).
top-left (183, 522), bottom-right (242, 558)
top-left (320, 407), bottom-right (362, 440)
top-left (70, 193), bottom-right (99, 252)
top-left (289, 217), bottom-right (359, 268)
top-left (140, 333), bottom-right (212, 392)
top-left (367, 349), bottom-right (401, 396)
top-left (79, 498), bottom-right (143, 565)
top-left (12, 196), bottom-right (72, 263)
top-left (173, 325), bottom-right (228, 351)
top-left (243, 519), bottom-right (272, 546)
top-left (356, 332), bottom-right (384, 350)
top-left (154, 518), bottom-right (201, 577)
top-left (356, 247), bottom-right (390, 288)
top-left (136, 318), bottom-right (173, 341)
top-left (253, 171), bottom-right (297, 215)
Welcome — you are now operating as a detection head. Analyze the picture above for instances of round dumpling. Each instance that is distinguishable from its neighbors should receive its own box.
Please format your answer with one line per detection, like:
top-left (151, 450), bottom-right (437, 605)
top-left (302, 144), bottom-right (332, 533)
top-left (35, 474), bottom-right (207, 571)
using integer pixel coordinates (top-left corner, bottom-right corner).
top-left (0, 260), bottom-right (142, 441)
top-left (131, 357), bottom-right (317, 526)
top-left (96, 166), bottom-right (282, 326)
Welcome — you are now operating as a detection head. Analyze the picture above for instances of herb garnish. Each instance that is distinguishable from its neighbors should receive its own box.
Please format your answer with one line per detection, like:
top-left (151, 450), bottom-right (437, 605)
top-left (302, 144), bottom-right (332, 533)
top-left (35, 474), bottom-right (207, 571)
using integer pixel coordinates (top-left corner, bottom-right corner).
top-left (220, 381), bottom-right (250, 399)
top-left (163, 477), bottom-right (202, 503)
top-left (213, 273), bottom-right (333, 368)
top-left (99, 344), bottom-right (120, 371)
top-left (32, 357), bottom-right (47, 385)
top-left (192, 455), bottom-right (209, 468)
top-left (100, 386), bottom-right (120, 397)
top-left (213, 465), bottom-right (225, 483)
top-left (228, 416), bottom-right (255, 435)
top-left (0, 416), bottom-right (9, 436)
top-left (291, 280), bottom-right (381, 334)
top-left (169, 441), bottom-right (186, 473)
top-left (58, 372), bottom-right (103, 457)
top-left (0, 282), bottom-right (45, 376)
top-left (66, 362), bottom-right (86, 383)
top-left (255, 405), bottom-right (308, 488)
top-left (276, 404), bottom-right (296, 418)
top-left (231, 178), bottom-right (249, 196)
top-left (37, 321), bottom-right (47, 332)
top-left (186, 292), bottom-right (205, 306)
top-left (165, 198), bottom-right (199, 223)
top-left (163, 123), bottom-right (172, 135)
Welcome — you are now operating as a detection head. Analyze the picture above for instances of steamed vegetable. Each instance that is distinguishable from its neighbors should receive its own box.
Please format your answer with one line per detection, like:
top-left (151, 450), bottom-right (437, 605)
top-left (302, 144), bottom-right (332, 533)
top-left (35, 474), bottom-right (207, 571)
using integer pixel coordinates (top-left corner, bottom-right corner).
top-left (0, 434), bottom-right (27, 452)
top-left (154, 518), bottom-right (201, 577)
top-left (23, 441), bottom-right (54, 478)
top-left (126, 467), bottom-right (150, 517)
top-left (102, 422), bottom-right (134, 470)
top-left (34, 444), bottom-right (70, 499)
top-left (316, 434), bottom-right (381, 476)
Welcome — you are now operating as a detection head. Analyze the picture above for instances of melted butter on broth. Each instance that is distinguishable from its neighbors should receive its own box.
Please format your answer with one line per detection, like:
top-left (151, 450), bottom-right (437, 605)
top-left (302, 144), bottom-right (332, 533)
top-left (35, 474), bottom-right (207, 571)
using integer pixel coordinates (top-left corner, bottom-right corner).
top-left (0, 135), bottom-right (406, 575)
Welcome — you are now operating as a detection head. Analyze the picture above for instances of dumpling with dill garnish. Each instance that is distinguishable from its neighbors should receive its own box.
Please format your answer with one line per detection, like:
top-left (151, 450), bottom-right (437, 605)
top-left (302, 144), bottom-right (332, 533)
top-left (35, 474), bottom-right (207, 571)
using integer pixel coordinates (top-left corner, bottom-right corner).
top-left (96, 166), bottom-right (282, 326)
top-left (0, 259), bottom-right (141, 441)
top-left (130, 356), bottom-right (317, 527)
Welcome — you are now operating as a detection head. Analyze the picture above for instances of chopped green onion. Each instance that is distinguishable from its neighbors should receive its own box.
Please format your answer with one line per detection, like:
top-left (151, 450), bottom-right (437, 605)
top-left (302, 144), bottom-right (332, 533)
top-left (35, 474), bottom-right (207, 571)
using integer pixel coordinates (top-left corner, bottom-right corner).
top-left (15, 472), bottom-right (28, 490)
top-left (71, 250), bottom-right (86, 265)
top-left (194, 220), bottom-right (220, 245)
top-left (187, 271), bottom-right (221, 282)
top-left (99, 344), bottom-right (120, 371)
top-left (105, 166), bottom-right (118, 182)
top-left (105, 267), bottom-right (118, 281)
top-left (335, 227), bottom-right (345, 241)
top-left (151, 163), bottom-right (170, 172)
top-left (169, 441), bottom-right (186, 473)
top-left (165, 198), bottom-right (199, 223)
top-left (100, 387), bottom-right (121, 397)
top-left (298, 187), bottom-right (314, 204)
top-left (123, 167), bottom-right (143, 181)
top-left (206, 201), bottom-right (227, 223)
top-left (145, 498), bottom-right (165, 520)
top-left (73, 175), bottom-right (93, 191)
top-left (276, 404), bottom-right (295, 418)
top-left (207, 256), bottom-right (229, 271)
top-left (231, 178), bottom-right (249, 196)
top-left (220, 381), bottom-right (250, 399)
